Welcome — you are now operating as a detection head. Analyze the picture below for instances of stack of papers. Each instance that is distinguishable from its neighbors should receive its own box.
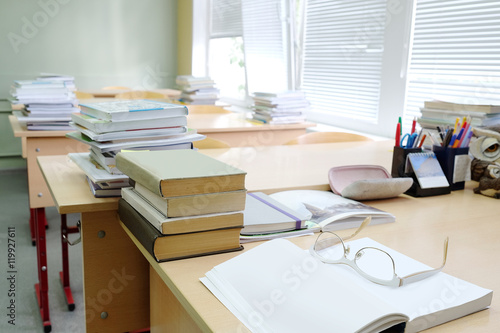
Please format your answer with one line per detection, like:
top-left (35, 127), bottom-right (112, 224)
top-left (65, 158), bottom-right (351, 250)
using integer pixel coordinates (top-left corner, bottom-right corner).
top-left (11, 73), bottom-right (78, 130)
top-left (176, 75), bottom-right (220, 105)
top-left (66, 99), bottom-right (206, 197)
top-left (250, 90), bottom-right (309, 124)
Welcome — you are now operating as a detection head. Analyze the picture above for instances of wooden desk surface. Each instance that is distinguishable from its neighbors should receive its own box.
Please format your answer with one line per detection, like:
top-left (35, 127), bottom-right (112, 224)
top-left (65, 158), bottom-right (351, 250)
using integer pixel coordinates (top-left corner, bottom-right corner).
top-left (37, 141), bottom-right (499, 332)
top-left (187, 113), bottom-right (316, 133)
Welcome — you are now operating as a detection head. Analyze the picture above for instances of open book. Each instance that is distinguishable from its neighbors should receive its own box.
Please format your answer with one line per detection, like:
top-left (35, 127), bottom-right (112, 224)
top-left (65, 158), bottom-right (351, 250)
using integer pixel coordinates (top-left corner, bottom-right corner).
top-left (269, 190), bottom-right (395, 232)
top-left (201, 238), bottom-right (492, 333)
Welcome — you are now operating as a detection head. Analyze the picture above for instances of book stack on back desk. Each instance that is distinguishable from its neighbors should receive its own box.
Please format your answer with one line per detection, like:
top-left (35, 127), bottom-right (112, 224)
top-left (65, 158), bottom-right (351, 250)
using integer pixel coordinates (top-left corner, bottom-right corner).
top-left (10, 73), bottom-right (78, 130)
top-left (116, 149), bottom-right (247, 262)
top-left (65, 99), bottom-right (205, 197)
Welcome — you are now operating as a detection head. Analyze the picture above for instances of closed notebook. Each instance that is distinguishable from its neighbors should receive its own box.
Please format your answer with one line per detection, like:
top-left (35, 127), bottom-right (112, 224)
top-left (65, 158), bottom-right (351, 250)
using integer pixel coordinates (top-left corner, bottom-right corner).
top-left (241, 192), bottom-right (308, 235)
top-left (118, 198), bottom-right (243, 262)
top-left (121, 187), bottom-right (244, 235)
top-left (79, 99), bottom-right (188, 121)
top-left (132, 181), bottom-right (247, 217)
top-left (115, 150), bottom-right (247, 197)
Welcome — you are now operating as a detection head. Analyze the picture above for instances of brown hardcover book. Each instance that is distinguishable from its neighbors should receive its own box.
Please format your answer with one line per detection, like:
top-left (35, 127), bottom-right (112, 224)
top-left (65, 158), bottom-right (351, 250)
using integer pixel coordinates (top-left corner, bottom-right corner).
top-left (132, 180), bottom-right (247, 217)
top-left (115, 150), bottom-right (246, 197)
top-left (119, 199), bottom-right (243, 262)
top-left (121, 187), bottom-right (244, 234)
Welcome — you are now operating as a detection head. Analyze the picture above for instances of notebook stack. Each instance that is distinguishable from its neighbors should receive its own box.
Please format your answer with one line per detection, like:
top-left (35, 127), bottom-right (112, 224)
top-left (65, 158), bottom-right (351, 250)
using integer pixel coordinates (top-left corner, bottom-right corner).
top-left (250, 90), bottom-right (309, 124)
top-left (418, 99), bottom-right (500, 130)
top-left (10, 73), bottom-right (78, 130)
top-left (176, 75), bottom-right (220, 105)
top-left (66, 99), bottom-right (206, 197)
top-left (116, 149), bottom-right (247, 262)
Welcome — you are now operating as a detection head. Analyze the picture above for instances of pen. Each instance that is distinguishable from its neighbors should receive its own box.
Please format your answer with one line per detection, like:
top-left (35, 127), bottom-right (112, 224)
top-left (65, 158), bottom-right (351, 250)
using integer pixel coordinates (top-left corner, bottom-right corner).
top-left (452, 127), bottom-right (465, 148)
top-left (411, 117), bottom-right (417, 134)
top-left (395, 122), bottom-right (401, 147)
top-left (398, 117), bottom-right (402, 135)
top-left (453, 117), bottom-right (460, 134)
top-left (418, 134), bottom-right (427, 148)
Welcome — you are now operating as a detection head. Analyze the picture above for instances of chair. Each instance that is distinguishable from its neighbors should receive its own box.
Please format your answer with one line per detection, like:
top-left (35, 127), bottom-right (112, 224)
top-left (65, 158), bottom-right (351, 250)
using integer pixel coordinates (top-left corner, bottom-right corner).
top-left (115, 91), bottom-right (166, 99)
top-left (74, 91), bottom-right (94, 99)
top-left (102, 86), bottom-right (130, 90)
top-left (187, 105), bottom-right (232, 114)
top-left (284, 131), bottom-right (373, 145)
top-left (193, 137), bottom-right (231, 149)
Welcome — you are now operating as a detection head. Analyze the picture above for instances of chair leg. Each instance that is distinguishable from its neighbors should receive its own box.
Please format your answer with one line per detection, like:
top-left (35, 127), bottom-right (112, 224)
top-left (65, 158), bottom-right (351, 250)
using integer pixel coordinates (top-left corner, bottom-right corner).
top-left (34, 207), bottom-right (52, 333)
top-left (60, 214), bottom-right (76, 311)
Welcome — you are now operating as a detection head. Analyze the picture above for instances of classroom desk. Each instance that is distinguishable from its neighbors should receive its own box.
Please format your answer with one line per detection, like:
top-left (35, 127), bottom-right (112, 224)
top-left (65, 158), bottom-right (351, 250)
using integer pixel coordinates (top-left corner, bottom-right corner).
top-left (187, 113), bottom-right (316, 147)
top-left (37, 140), bottom-right (498, 332)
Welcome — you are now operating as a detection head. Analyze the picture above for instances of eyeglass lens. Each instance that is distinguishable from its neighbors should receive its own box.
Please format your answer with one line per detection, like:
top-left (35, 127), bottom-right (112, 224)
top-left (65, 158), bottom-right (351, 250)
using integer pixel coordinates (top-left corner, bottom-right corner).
top-left (314, 232), bottom-right (396, 281)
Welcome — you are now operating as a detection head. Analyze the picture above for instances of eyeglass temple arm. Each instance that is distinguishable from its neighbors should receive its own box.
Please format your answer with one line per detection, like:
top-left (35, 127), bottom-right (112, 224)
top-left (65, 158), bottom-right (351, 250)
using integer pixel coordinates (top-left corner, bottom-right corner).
top-left (343, 216), bottom-right (372, 241)
top-left (400, 237), bottom-right (449, 286)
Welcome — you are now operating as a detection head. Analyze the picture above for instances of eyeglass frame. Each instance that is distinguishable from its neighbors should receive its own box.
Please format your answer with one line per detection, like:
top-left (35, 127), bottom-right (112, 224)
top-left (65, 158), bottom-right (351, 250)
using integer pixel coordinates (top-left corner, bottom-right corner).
top-left (309, 217), bottom-right (449, 287)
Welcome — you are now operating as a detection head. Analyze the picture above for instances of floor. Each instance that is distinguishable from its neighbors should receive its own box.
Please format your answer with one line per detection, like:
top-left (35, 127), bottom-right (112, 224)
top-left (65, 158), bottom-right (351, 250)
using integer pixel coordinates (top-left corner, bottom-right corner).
top-left (0, 168), bottom-right (85, 332)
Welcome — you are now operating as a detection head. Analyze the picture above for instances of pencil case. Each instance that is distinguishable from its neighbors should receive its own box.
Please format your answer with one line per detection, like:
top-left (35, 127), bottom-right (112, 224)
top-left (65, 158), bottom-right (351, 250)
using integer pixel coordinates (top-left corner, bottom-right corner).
top-left (328, 165), bottom-right (413, 200)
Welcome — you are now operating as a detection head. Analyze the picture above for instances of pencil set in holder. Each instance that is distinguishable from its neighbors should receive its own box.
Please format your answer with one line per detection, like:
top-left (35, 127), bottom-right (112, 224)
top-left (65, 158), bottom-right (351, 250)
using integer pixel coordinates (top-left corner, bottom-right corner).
top-left (391, 146), bottom-right (451, 197)
top-left (432, 145), bottom-right (470, 191)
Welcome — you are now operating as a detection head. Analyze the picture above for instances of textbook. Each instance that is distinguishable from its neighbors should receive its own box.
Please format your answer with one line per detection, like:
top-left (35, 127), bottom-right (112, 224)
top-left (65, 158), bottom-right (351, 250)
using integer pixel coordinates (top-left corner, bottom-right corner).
top-left (68, 152), bottom-right (129, 185)
top-left (70, 112), bottom-right (187, 134)
top-left (269, 190), bottom-right (395, 232)
top-left (132, 181), bottom-right (246, 217)
top-left (424, 99), bottom-right (500, 114)
top-left (241, 192), bottom-right (309, 235)
top-left (121, 187), bottom-right (244, 234)
top-left (79, 99), bottom-right (188, 121)
top-left (115, 150), bottom-right (246, 197)
top-left (201, 238), bottom-right (492, 333)
top-left (119, 198), bottom-right (243, 262)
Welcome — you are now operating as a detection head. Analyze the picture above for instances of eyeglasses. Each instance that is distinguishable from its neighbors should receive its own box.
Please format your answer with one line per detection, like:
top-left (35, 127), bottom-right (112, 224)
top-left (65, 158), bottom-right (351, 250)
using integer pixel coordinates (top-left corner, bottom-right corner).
top-left (309, 217), bottom-right (449, 287)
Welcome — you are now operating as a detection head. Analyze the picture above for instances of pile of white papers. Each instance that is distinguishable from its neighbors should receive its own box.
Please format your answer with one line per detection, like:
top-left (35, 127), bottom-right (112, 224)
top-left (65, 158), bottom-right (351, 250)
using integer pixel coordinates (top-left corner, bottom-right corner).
top-left (250, 90), bottom-right (309, 124)
top-left (11, 73), bottom-right (78, 130)
top-left (176, 75), bottom-right (220, 105)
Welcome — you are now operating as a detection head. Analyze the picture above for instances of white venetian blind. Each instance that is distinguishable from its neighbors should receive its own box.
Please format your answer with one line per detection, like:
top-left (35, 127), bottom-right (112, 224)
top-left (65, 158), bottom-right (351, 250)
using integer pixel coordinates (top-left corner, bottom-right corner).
top-left (241, 0), bottom-right (290, 94)
top-left (210, 0), bottom-right (243, 38)
top-left (405, 0), bottom-right (500, 125)
top-left (301, 0), bottom-right (388, 123)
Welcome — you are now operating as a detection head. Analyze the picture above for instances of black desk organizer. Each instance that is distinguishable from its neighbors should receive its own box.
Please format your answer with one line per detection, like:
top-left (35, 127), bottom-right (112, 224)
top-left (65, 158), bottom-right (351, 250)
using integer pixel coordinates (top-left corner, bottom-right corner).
top-left (391, 146), bottom-right (451, 197)
top-left (432, 145), bottom-right (469, 191)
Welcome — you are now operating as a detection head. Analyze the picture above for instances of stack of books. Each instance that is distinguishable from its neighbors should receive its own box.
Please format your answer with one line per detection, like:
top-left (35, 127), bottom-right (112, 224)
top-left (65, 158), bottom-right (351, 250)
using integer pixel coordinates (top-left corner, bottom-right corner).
top-left (116, 149), bottom-right (247, 262)
top-left (418, 99), bottom-right (500, 130)
top-left (66, 99), bottom-right (205, 197)
top-left (10, 73), bottom-right (78, 130)
top-left (176, 75), bottom-right (220, 105)
top-left (250, 90), bottom-right (309, 124)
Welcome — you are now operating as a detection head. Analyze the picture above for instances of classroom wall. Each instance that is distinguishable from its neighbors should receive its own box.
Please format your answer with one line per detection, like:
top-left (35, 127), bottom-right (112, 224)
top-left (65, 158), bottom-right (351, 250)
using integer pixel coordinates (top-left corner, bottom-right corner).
top-left (0, 0), bottom-right (179, 98)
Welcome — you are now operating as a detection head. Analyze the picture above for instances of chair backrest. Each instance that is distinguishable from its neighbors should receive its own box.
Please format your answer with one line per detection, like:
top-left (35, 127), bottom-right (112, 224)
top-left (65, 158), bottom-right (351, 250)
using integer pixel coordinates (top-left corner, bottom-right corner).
top-left (75, 91), bottom-right (94, 99)
top-left (285, 131), bottom-right (373, 145)
top-left (187, 105), bottom-right (232, 114)
top-left (102, 86), bottom-right (131, 90)
top-left (115, 91), bottom-right (166, 99)
top-left (193, 137), bottom-right (231, 149)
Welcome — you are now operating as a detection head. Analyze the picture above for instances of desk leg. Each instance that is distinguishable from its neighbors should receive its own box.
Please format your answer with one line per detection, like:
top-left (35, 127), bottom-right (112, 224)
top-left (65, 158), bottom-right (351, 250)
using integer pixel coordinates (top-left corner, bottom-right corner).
top-left (30, 208), bottom-right (47, 246)
top-left (81, 210), bottom-right (149, 332)
top-left (34, 207), bottom-right (52, 333)
top-left (60, 214), bottom-right (76, 311)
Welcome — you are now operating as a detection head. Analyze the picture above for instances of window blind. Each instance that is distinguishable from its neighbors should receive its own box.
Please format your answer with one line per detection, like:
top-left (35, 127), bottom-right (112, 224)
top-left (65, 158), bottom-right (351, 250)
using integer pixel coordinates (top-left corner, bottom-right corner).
top-left (301, 0), bottom-right (388, 123)
top-left (242, 0), bottom-right (290, 94)
top-left (210, 0), bottom-right (243, 38)
top-left (405, 0), bottom-right (500, 125)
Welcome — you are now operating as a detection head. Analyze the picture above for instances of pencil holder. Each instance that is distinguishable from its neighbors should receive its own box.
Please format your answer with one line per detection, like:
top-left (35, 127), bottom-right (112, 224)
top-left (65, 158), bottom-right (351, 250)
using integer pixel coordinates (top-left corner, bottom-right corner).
top-left (391, 146), bottom-right (422, 178)
top-left (432, 145), bottom-right (470, 191)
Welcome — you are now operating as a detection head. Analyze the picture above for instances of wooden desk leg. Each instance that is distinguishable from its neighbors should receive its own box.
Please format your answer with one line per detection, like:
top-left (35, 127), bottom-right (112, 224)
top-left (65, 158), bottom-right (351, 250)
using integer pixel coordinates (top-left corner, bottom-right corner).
top-left (60, 214), bottom-right (76, 311)
top-left (33, 207), bottom-right (52, 333)
top-left (30, 208), bottom-right (48, 246)
top-left (81, 210), bottom-right (149, 332)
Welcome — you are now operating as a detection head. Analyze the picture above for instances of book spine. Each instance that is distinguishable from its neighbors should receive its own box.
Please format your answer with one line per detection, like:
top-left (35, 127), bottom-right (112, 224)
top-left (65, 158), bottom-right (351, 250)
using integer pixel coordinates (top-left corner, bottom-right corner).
top-left (118, 199), bottom-right (160, 261)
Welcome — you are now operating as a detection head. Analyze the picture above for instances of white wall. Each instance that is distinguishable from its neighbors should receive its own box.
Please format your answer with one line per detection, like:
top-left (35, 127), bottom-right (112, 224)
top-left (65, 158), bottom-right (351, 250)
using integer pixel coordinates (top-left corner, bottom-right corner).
top-left (0, 0), bottom-right (178, 98)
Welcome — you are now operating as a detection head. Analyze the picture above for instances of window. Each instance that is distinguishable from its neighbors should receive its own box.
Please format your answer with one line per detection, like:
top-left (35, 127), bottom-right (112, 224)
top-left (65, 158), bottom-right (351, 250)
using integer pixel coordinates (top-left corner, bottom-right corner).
top-left (207, 0), bottom-right (294, 106)
top-left (404, 0), bottom-right (500, 126)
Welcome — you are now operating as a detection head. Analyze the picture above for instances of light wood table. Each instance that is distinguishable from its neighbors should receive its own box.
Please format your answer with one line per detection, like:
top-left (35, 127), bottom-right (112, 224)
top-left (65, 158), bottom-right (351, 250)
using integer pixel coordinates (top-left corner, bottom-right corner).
top-left (187, 113), bottom-right (316, 147)
top-left (38, 141), bottom-right (499, 332)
